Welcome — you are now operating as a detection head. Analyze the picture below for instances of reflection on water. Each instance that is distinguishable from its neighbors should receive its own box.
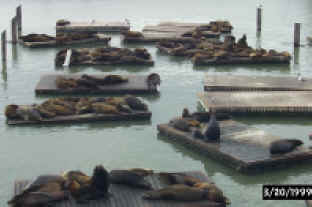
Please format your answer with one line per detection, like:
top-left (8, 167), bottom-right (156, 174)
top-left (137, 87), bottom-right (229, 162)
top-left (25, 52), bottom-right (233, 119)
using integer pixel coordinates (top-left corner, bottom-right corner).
top-left (0, 0), bottom-right (312, 207)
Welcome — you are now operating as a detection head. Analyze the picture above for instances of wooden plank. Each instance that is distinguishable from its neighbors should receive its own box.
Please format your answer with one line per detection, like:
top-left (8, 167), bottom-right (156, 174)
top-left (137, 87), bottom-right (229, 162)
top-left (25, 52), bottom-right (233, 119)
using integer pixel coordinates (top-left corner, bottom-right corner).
top-left (157, 121), bottom-right (312, 173)
top-left (56, 21), bottom-right (130, 33)
top-left (12, 171), bottom-right (225, 207)
top-left (204, 75), bottom-right (312, 91)
top-left (35, 74), bottom-right (159, 95)
top-left (198, 91), bottom-right (312, 114)
top-left (20, 34), bottom-right (110, 48)
top-left (7, 111), bottom-right (151, 125)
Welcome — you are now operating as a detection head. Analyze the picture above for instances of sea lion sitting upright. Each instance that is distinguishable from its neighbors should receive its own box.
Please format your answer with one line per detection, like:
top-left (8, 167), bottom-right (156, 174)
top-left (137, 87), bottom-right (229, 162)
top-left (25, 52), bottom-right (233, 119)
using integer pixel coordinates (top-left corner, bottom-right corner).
top-left (202, 112), bottom-right (220, 142)
top-left (269, 139), bottom-right (303, 154)
top-left (146, 73), bottom-right (161, 90)
top-left (69, 165), bottom-right (110, 203)
top-left (182, 108), bottom-right (191, 118)
top-left (109, 169), bottom-right (152, 189)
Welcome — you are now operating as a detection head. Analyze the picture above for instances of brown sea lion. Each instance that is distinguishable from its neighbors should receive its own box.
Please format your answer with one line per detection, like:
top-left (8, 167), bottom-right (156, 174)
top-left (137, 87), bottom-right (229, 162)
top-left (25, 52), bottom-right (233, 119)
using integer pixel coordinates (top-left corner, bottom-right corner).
top-left (269, 139), bottom-right (303, 154)
top-left (182, 108), bottom-right (191, 118)
top-left (75, 98), bottom-right (93, 114)
top-left (8, 175), bottom-right (67, 207)
top-left (158, 173), bottom-right (201, 186)
top-left (134, 48), bottom-right (151, 60)
top-left (105, 97), bottom-right (126, 106)
top-left (92, 103), bottom-right (119, 114)
top-left (5, 104), bottom-right (19, 119)
top-left (122, 31), bottom-right (143, 38)
top-left (129, 168), bottom-right (154, 176)
top-left (142, 184), bottom-right (207, 201)
top-left (110, 169), bottom-right (152, 189)
top-left (15, 105), bottom-right (42, 121)
top-left (55, 77), bottom-right (78, 89)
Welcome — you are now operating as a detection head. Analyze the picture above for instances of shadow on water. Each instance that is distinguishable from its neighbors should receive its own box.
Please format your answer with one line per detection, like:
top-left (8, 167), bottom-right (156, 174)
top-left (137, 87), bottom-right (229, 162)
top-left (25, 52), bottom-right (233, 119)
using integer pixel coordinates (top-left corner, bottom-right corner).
top-left (157, 133), bottom-right (312, 185)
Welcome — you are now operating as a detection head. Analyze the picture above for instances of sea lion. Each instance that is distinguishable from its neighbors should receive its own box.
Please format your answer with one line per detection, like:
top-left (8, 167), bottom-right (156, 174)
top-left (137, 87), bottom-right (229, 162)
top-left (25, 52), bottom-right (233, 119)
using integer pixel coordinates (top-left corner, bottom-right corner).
top-left (192, 128), bottom-right (204, 139)
top-left (124, 95), bottom-right (148, 111)
top-left (20, 34), bottom-right (55, 42)
top-left (134, 48), bottom-right (151, 60)
top-left (158, 173), bottom-right (201, 186)
top-left (92, 103), bottom-right (119, 114)
top-left (5, 104), bottom-right (19, 119)
top-left (75, 98), bottom-right (93, 114)
top-left (146, 73), bottom-right (161, 90)
top-left (202, 113), bottom-right (220, 142)
top-left (55, 77), bottom-right (78, 89)
top-left (182, 108), bottom-right (191, 118)
top-left (56, 19), bottom-right (70, 26)
top-left (8, 175), bottom-right (68, 207)
top-left (236, 34), bottom-right (248, 48)
top-left (71, 165), bottom-right (110, 203)
top-left (142, 184), bottom-right (207, 201)
top-left (116, 103), bottom-right (133, 113)
top-left (269, 139), bottom-right (303, 154)
top-left (122, 31), bottom-right (143, 38)
top-left (105, 97), bottom-right (126, 106)
top-left (15, 105), bottom-right (42, 121)
top-left (110, 169), bottom-right (152, 189)
top-left (169, 118), bottom-right (190, 132)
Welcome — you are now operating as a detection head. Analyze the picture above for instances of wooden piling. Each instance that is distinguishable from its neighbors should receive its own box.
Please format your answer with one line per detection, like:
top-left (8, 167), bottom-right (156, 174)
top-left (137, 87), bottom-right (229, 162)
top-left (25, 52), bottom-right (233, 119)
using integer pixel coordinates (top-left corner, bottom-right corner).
top-left (16, 5), bottom-right (22, 39)
top-left (11, 17), bottom-right (17, 44)
top-left (256, 6), bottom-right (262, 33)
top-left (1, 31), bottom-right (7, 62)
top-left (294, 23), bottom-right (301, 47)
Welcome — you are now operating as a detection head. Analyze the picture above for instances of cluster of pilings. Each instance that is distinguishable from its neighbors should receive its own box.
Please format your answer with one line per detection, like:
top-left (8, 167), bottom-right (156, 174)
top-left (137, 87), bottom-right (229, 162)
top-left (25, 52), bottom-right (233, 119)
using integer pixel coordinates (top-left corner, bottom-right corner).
top-left (1, 5), bottom-right (22, 65)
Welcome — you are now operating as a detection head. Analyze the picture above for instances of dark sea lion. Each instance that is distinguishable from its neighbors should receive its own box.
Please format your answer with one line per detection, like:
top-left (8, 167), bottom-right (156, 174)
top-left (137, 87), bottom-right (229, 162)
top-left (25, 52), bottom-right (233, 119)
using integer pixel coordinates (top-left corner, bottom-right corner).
top-left (56, 19), bottom-right (70, 26)
top-left (269, 139), bottom-right (303, 154)
top-left (5, 104), bottom-right (19, 119)
top-left (134, 48), bottom-right (151, 59)
top-left (116, 103), bottom-right (133, 113)
top-left (142, 184), bottom-right (207, 201)
top-left (147, 73), bottom-right (161, 90)
top-left (192, 128), bottom-right (204, 139)
top-left (124, 95), bottom-right (148, 111)
top-left (110, 169), bottom-right (152, 189)
top-left (129, 168), bottom-right (153, 177)
top-left (182, 108), bottom-right (191, 118)
top-left (158, 173), bottom-right (201, 187)
top-left (70, 165), bottom-right (110, 203)
top-left (169, 118), bottom-right (190, 132)
top-left (236, 34), bottom-right (248, 48)
top-left (202, 112), bottom-right (220, 142)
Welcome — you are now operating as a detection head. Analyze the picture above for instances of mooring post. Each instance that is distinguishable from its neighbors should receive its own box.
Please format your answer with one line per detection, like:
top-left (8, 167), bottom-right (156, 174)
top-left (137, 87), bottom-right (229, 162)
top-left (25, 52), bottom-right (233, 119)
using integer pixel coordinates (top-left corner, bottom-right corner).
top-left (1, 31), bottom-right (7, 62)
top-left (11, 17), bottom-right (17, 44)
top-left (256, 5), bottom-right (262, 33)
top-left (16, 5), bottom-right (22, 39)
top-left (294, 23), bottom-right (301, 47)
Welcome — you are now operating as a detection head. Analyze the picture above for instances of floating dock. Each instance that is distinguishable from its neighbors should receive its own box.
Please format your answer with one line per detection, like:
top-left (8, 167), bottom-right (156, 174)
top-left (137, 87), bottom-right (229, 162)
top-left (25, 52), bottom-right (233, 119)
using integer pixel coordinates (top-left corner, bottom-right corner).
top-left (12, 171), bottom-right (226, 207)
top-left (157, 120), bottom-right (312, 173)
top-left (35, 74), bottom-right (159, 95)
top-left (204, 75), bottom-right (312, 91)
top-left (122, 21), bottom-right (222, 43)
top-left (56, 20), bottom-right (130, 33)
top-left (198, 91), bottom-right (312, 114)
top-left (7, 111), bottom-right (151, 125)
top-left (192, 55), bottom-right (291, 66)
top-left (20, 34), bottom-right (111, 48)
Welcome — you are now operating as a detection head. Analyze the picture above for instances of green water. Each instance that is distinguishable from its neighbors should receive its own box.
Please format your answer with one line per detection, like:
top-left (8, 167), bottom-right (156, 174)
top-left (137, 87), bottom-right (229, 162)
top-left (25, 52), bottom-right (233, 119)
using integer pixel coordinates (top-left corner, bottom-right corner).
top-left (1, 0), bottom-right (312, 206)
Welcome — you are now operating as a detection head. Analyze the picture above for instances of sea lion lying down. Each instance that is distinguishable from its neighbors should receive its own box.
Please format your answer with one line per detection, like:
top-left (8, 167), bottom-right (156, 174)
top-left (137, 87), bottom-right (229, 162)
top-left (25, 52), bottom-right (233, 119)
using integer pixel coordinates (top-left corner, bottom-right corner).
top-left (8, 165), bottom-right (110, 206)
top-left (269, 139), bottom-right (303, 154)
top-left (109, 169), bottom-right (153, 189)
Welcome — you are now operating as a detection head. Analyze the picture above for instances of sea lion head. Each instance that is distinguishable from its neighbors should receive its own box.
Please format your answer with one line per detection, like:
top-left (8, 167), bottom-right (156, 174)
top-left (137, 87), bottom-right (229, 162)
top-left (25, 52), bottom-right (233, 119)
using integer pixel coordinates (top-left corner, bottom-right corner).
top-left (182, 108), bottom-right (190, 118)
top-left (91, 165), bottom-right (110, 193)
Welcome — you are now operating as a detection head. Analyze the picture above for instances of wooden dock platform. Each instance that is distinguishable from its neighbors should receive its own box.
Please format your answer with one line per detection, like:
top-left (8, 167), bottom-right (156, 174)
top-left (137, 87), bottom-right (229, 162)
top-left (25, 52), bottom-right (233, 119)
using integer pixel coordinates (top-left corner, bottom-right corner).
top-left (20, 34), bottom-right (111, 48)
top-left (56, 20), bottom-right (130, 33)
top-left (198, 91), bottom-right (312, 114)
top-left (12, 171), bottom-right (226, 207)
top-left (192, 55), bottom-right (291, 66)
top-left (35, 74), bottom-right (159, 95)
top-left (7, 111), bottom-right (151, 126)
top-left (157, 120), bottom-right (312, 173)
top-left (122, 21), bottom-right (222, 43)
top-left (204, 75), bottom-right (312, 91)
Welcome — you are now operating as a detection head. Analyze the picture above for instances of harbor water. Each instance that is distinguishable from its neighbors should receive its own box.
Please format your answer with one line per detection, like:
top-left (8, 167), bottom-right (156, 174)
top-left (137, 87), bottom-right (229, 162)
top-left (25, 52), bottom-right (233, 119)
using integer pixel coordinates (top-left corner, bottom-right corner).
top-left (1, 0), bottom-right (312, 206)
